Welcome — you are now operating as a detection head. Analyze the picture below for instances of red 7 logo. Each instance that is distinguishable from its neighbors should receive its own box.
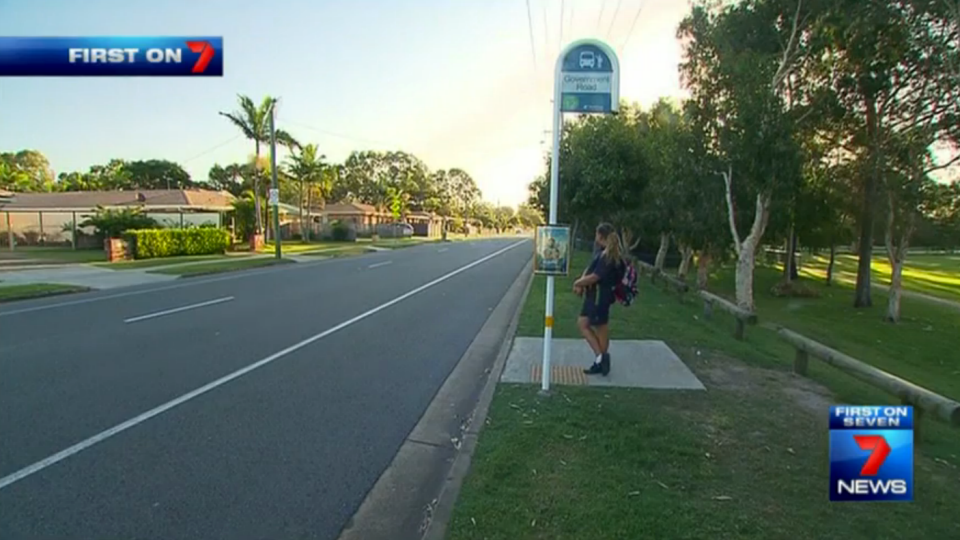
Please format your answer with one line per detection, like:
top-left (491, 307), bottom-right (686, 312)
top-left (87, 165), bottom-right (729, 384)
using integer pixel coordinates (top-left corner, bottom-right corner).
top-left (853, 435), bottom-right (892, 476)
top-left (185, 41), bottom-right (215, 74)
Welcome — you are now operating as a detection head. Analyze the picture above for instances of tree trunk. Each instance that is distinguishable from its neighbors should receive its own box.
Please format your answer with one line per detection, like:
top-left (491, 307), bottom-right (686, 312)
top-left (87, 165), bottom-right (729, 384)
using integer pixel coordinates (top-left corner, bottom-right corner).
top-left (721, 165), bottom-right (771, 312)
top-left (884, 193), bottom-right (913, 323)
top-left (654, 232), bottom-right (670, 271)
top-left (304, 186), bottom-right (312, 242)
top-left (826, 244), bottom-right (836, 286)
top-left (886, 260), bottom-right (904, 323)
top-left (854, 94), bottom-right (880, 308)
top-left (735, 241), bottom-right (760, 311)
top-left (696, 250), bottom-right (711, 290)
top-left (298, 179), bottom-right (304, 242)
top-left (677, 244), bottom-right (694, 280)
top-left (783, 224), bottom-right (798, 282)
top-left (253, 141), bottom-right (263, 235)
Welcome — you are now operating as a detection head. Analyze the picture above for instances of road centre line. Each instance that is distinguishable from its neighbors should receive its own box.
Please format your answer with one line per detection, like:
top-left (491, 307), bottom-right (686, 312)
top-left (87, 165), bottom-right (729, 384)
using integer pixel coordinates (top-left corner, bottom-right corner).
top-left (123, 297), bottom-right (234, 324)
top-left (0, 239), bottom-right (528, 491)
top-left (0, 258), bottom-right (332, 318)
top-left (368, 261), bottom-right (393, 269)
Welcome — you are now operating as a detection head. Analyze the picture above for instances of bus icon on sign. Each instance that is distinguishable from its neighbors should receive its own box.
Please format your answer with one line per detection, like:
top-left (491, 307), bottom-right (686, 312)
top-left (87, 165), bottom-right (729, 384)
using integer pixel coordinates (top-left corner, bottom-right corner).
top-left (579, 51), bottom-right (595, 69)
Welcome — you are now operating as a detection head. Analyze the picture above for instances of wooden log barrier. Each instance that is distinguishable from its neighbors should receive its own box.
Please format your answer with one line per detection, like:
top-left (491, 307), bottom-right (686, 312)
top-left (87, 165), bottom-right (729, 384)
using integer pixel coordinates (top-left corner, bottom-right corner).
top-left (777, 327), bottom-right (960, 429)
top-left (657, 272), bottom-right (690, 300)
top-left (698, 290), bottom-right (757, 340)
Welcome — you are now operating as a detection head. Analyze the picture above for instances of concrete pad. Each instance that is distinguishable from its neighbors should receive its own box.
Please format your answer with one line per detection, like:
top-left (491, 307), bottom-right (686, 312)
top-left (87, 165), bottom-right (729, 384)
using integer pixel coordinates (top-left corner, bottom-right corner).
top-left (501, 337), bottom-right (705, 390)
top-left (0, 266), bottom-right (177, 289)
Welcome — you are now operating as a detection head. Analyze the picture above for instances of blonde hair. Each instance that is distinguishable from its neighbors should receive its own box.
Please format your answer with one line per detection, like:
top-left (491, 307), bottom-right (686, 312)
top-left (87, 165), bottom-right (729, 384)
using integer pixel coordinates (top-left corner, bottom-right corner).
top-left (597, 222), bottom-right (623, 263)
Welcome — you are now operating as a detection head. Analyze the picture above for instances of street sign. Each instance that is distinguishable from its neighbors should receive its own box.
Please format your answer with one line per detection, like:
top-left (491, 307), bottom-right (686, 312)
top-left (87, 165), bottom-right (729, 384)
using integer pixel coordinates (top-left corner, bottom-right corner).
top-left (539, 39), bottom-right (621, 394)
top-left (558, 42), bottom-right (619, 114)
top-left (268, 188), bottom-right (279, 206)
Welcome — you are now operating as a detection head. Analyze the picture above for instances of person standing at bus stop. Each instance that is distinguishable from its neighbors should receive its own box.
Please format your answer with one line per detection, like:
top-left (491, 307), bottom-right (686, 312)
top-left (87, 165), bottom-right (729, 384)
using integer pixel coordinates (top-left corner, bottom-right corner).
top-left (573, 223), bottom-right (625, 375)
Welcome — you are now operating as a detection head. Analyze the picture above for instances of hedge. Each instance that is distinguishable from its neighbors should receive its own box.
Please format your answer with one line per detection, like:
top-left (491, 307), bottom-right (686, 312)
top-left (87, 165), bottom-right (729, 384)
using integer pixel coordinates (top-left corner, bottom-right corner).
top-left (124, 228), bottom-right (231, 259)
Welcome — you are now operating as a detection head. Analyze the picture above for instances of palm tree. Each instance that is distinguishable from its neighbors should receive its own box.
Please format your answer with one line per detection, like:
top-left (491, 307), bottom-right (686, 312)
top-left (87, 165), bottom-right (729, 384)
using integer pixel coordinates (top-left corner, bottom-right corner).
top-left (286, 143), bottom-right (327, 242)
top-left (218, 94), bottom-right (296, 237)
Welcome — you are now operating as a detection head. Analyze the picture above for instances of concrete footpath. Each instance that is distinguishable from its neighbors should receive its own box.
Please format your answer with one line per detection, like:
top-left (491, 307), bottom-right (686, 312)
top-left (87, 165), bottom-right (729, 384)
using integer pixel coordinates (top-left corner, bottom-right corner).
top-left (0, 264), bottom-right (178, 289)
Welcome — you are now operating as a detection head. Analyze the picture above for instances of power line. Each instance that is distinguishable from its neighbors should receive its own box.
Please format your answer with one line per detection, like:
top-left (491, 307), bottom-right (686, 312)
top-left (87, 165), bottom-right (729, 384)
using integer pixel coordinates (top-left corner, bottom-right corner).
top-left (181, 134), bottom-right (244, 164)
top-left (605, 0), bottom-right (624, 41)
top-left (559, 0), bottom-right (565, 50)
top-left (595, 0), bottom-right (607, 36)
top-left (524, 0), bottom-right (538, 73)
top-left (620, 0), bottom-right (648, 51)
top-left (279, 118), bottom-right (398, 148)
top-left (542, 2), bottom-right (550, 67)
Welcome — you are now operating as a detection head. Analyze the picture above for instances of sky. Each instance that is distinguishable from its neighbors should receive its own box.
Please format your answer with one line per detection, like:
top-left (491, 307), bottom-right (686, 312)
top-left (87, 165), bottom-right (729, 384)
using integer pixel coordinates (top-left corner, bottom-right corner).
top-left (0, 0), bottom-right (690, 207)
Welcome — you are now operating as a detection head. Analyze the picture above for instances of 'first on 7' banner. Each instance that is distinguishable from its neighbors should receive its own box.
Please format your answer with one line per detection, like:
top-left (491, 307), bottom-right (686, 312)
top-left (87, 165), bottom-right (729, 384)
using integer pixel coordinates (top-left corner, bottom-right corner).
top-left (0, 37), bottom-right (224, 76)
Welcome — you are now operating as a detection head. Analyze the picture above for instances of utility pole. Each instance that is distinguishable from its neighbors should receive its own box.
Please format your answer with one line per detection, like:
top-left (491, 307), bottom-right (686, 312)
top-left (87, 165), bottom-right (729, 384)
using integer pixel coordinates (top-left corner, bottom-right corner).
top-left (269, 101), bottom-right (282, 260)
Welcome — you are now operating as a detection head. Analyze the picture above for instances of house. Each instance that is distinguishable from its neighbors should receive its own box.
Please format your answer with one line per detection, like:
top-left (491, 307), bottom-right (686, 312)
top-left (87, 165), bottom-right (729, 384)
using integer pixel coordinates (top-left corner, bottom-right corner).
top-left (1, 188), bottom-right (235, 249)
top-left (318, 202), bottom-right (443, 238)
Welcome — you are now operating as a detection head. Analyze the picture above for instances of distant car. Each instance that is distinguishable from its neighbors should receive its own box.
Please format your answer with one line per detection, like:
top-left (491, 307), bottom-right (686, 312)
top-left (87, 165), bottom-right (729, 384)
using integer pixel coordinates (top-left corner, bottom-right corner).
top-left (579, 51), bottom-right (596, 69)
top-left (376, 222), bottom-right (414, 238)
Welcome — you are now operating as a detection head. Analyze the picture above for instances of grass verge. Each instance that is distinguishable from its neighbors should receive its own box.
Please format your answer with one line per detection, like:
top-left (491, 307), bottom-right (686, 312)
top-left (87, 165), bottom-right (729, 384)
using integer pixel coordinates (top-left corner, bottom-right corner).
top-left (0, 283), bottom-right (91, 303)
top-left (448, 251), bottom-right (960, 540)
top-left (260, 241), bottom-right (349, 254)
top-left (148, 257), bottom-right (294, 277)
top-left (92, 254), bottom-right (231, 270)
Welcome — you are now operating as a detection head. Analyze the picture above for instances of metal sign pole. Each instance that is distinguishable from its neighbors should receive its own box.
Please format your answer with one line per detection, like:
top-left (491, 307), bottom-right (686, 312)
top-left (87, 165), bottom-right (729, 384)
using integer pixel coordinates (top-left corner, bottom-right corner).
top-left (541, 61), bottom-right (564, 393)
top-left (540, 39), bottom-right (620, 394)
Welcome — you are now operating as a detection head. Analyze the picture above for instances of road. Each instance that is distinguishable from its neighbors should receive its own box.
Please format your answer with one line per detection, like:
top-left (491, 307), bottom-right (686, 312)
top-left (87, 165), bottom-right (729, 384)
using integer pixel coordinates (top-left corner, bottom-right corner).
top-left (0, 238), bottom-right (531, 540)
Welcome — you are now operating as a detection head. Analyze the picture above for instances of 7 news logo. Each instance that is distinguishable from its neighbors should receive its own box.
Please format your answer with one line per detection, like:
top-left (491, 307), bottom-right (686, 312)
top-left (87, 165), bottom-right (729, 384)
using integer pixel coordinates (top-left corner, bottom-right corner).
top-left (829, 405), bottom-right (914, 502)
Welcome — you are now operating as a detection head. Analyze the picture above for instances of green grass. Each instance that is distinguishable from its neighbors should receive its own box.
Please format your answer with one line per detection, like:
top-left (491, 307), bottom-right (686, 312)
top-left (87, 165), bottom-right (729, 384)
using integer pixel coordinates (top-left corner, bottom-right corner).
top-left (370, 237), bottom-right (434, 249)
top-left (0, 247), bottom-right (105, 263)
top-left (92, 254), bottom-right (231, 269)
top-left (0, 282), bottom-right (90, 302)
top-left (260, 241), bottom-right (348, 254)
top-left (148, 257), bottom-right (294, 277)
top-left (800, 252), bottom-right (960, 303)
top-left (448, 251), bottom-right (960, 540)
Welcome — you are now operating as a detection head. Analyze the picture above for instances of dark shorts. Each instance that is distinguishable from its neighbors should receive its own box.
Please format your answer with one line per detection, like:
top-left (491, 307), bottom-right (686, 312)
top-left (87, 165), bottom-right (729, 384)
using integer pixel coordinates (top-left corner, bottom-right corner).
top-left (580, 296), bottom-right (611, 326)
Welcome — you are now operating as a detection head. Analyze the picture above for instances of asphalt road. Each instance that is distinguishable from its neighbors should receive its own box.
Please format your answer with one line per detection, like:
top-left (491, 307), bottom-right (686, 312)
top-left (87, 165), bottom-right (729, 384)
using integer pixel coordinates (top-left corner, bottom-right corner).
top-left (0, 238), bottom-right (532, 540)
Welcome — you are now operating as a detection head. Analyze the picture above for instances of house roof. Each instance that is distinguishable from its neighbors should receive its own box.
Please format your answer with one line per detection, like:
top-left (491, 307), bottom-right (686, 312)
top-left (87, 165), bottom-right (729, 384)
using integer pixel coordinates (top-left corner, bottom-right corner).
top-left (323, 202), bottom-right (387, 216)
top-left (0, 189), bottom-right (236, 212)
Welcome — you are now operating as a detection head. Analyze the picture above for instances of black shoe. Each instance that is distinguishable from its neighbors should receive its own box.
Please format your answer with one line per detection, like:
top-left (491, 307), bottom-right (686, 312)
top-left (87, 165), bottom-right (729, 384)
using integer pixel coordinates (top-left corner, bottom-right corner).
top-left (600, 353), bottom-right (611, 376)
top-left (583, 362), bottom-right (603, 375)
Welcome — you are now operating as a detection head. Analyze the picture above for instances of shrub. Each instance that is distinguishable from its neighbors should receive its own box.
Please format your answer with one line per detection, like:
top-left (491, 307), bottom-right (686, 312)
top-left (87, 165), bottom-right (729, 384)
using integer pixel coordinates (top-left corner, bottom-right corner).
top-left (80, 207), bottom-right (158, 239)
top-left (124, 228), bottom-right (231, 259)
top-left (331, 220), bottom-right (351, 242)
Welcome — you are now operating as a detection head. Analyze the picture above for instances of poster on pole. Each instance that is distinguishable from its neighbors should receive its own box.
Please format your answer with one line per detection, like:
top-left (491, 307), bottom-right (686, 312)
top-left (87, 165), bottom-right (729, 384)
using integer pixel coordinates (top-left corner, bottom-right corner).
top-left (268, 188), bottom-right (279, 206)
top-left (534, 225), bottom-right (571, 276)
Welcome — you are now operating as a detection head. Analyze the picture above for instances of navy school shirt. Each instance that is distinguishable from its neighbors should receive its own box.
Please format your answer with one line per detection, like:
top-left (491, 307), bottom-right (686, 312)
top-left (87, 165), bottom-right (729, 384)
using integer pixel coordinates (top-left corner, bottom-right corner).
top-left (584, 250), bottom-right (623, 305)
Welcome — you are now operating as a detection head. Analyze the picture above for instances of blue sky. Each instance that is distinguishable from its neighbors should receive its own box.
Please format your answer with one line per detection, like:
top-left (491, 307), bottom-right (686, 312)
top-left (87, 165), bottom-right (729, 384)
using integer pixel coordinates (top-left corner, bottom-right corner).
top-left (0, 0), bottom-right (688, 206)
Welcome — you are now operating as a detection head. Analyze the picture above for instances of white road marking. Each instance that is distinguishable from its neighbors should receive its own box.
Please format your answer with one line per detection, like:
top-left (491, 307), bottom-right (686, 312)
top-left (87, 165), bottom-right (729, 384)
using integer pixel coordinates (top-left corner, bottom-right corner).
top-left (0, 258), bottom-right (332, 318)
top-left (438, 248), bottom-right (449, 253)
top-left (368, 261), bottom-right (393, 269)
top-left (124, 297), bottom-right (234, 324)
top-left (0, 239), bottom-right (528, 491)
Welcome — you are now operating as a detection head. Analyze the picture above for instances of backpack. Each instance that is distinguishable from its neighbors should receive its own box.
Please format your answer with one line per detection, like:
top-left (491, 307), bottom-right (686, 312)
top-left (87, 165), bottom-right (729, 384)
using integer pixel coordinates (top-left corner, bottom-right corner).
top-left (614, 259), bottom-right (638, 307)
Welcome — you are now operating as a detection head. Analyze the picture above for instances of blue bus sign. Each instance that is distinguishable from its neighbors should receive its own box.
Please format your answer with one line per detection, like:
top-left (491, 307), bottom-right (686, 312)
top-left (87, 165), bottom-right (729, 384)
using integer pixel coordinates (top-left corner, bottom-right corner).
top-left (557, 41), bottom-right (619, 114)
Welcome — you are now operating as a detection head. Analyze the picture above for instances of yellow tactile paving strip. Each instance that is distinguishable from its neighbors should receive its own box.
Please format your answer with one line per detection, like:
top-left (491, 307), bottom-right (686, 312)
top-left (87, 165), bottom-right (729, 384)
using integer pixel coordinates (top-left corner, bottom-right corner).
top-left (530, 364), bottom-right (589, 386)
